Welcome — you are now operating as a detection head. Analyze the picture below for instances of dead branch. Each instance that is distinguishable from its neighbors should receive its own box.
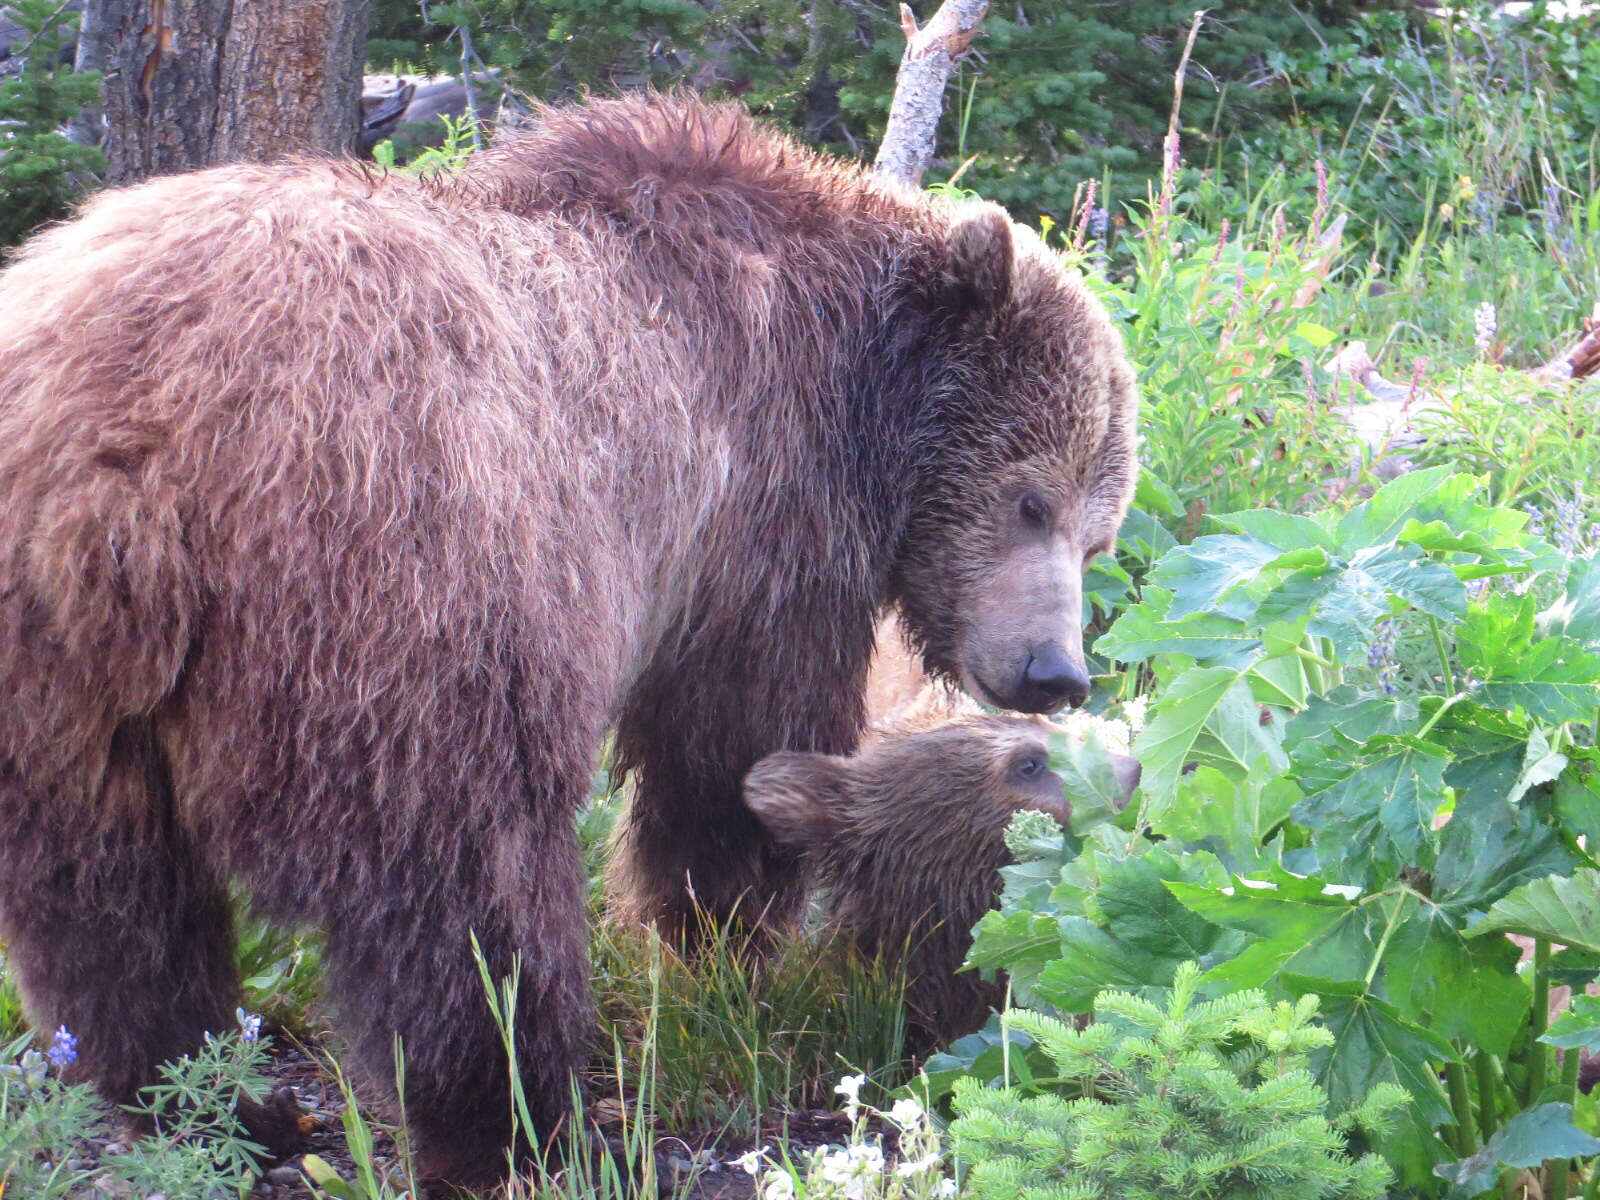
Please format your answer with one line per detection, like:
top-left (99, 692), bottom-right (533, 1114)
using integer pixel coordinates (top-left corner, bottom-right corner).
top-left (873, 0), bottom-right (990, 188)
top-left (1533, 302), bottom-right (1600, 383)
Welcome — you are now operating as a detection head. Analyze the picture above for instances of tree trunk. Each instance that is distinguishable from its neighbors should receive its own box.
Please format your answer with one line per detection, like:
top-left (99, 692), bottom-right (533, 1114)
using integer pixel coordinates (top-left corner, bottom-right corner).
top-left (90, 0), bottom-right (369, 184)
top-left (873, 0), bottom-right (989, 188)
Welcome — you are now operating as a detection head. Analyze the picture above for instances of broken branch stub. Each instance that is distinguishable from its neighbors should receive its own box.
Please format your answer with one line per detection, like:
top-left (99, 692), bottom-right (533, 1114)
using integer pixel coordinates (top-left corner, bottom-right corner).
top-left (873, 0), bottom-right (990, 188)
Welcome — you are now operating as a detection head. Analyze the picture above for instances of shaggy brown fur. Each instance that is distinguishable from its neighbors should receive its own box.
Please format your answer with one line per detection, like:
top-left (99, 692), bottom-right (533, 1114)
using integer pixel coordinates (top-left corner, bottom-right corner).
top-left (744, 717), bottom-right (1081, 1049)
top-left (0, 94), bottom-right (1135, 1186)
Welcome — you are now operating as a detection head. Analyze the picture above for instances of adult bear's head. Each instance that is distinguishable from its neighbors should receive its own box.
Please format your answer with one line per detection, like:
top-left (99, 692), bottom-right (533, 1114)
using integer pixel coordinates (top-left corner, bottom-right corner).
top-left (891, 203), bottom-right (1138, 715)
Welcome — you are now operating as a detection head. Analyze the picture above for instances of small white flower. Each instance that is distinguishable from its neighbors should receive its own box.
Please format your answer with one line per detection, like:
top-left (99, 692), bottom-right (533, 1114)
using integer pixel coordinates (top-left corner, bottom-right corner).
top-left (1121, 697), bottom-right (1148, 737)
top-left (888, 1098), bottom-right (925, 1129)
top-left (1474, 301), bottom-right (1498, 351)
top-left (835, 1072), bottom-right (866, 1117)
top-left (735, 1147), bottom-right (770, 1177)
top-left (895, 1156), bottom-right (939, 1178)
top-left (764, 1173), bottom-right (797, 1200)
top-left (936, 1178), bottom-right (958, 1198)
top-left (847, 1142), bottom-right (885, 1172)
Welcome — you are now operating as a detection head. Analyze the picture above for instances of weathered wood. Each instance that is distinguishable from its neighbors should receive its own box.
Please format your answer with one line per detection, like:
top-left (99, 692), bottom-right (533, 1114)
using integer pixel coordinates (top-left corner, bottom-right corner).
top-left (86, 0), bottom-right (368, 184)
top-left (872, 0), bottom-right (989, 188)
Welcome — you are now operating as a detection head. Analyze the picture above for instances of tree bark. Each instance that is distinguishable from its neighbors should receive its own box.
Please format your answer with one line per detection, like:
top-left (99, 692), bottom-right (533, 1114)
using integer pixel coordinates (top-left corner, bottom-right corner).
top-left (872, 0), bottom-right (989, 188)
top-left (89, 0), bottom-right (369, 184)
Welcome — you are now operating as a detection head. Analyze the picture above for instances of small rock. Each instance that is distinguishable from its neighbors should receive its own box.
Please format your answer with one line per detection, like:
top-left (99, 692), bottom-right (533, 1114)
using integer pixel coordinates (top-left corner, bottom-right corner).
top-left (266, 1165), bottom-right (302, 1185)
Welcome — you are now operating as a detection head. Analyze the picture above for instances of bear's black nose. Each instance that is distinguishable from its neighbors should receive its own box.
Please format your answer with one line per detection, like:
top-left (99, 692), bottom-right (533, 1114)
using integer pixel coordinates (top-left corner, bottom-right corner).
top-left (1018, 644), bottom-right (1090, 713)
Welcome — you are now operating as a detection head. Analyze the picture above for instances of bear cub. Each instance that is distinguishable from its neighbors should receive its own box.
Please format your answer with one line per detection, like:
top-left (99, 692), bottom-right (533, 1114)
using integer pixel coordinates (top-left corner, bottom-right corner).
top-left (743, 714), bottom-right (1138, 1050)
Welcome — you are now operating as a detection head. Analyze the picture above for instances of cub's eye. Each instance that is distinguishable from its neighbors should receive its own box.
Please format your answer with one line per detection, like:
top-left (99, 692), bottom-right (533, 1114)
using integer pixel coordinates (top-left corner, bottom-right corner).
top-left (1018, 493), bottom-right (1050, 528)
top-left (1013, 754), bottom-right (1045, 780)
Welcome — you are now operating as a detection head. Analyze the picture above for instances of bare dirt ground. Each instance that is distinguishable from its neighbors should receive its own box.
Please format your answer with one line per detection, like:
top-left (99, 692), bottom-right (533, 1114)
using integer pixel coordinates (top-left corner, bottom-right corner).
top-left (253, 1042), bottom-right (893, 1200)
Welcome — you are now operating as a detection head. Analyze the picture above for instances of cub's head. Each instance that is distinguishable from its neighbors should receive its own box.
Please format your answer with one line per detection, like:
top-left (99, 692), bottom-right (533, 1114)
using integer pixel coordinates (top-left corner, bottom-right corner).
top-left (742, 715), bottom-right (1137, 866)
top-left (892, 203), bottom-right (1138, 714)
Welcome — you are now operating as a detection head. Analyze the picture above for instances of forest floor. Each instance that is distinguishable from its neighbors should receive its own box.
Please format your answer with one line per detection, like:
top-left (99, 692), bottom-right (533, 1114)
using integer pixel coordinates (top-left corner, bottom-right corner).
top-left (253, 1040), bottom-right (890, 1200)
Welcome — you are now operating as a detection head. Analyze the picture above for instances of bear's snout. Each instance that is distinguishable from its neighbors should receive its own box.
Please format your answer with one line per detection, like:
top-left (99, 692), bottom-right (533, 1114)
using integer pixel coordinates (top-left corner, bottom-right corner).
top-left (1014, 641), bottom-right (1090, 713)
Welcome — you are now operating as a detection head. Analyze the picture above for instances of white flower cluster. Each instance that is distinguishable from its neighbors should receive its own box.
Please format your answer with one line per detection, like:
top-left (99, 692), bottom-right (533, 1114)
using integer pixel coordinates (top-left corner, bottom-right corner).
top-left (1053, 700), bottom-right (1141, 756)
top-left (735, 1076), bottom-right (957, 1200)
top-left (1474, 301), bottom-right (1498, 352)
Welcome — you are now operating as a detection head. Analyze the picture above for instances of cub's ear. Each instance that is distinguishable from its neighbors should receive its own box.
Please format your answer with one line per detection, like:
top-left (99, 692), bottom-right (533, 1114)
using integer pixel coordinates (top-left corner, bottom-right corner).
top-left (743, 751), bottom-right (850, 849)
top-left (943, 203), bottom-right (1014, 317)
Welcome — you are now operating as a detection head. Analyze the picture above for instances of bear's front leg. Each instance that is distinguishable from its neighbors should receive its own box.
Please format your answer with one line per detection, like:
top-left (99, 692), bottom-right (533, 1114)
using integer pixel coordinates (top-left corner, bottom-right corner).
top-left (607, 615), bottom-right (874, 942)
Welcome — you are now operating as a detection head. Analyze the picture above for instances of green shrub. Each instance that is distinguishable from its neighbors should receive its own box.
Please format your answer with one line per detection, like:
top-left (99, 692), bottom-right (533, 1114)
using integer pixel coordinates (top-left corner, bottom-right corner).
top-left (948, 964), bottom-right (1407, 1200)
top-left (0, 0), bottom-right (103, 249)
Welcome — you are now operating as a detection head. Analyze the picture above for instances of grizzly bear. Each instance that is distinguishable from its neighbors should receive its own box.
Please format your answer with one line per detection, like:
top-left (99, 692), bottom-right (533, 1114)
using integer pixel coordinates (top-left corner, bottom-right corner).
top-left (0, 94), bottom-right (1137, 1186)
top-left (744, 707), bottom-right (1139, 1051)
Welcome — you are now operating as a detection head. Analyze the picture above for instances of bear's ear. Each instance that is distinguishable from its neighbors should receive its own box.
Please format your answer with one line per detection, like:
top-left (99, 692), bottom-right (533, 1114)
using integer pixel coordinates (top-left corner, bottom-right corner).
top-left (943, 203), bottom-right (1014, 318)
top-left (743, 751), bottom-right (850, 850)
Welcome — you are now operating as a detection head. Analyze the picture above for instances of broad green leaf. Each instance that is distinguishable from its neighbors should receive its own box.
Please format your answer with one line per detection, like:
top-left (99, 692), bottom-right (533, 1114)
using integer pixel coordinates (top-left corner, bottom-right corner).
top-left (966, 908), bottom-right (1061, 1007)
top-left (1287, 689), bottom-right (1420, 756)
top-left (1509, 727), bottom-right (1569, 805)
top-left (1434, 1104), bottom-right (1600, 1196)
top-left (1554, 759), bottom-right (1600, 846)
top-left (1152, 534), bottom-right (1286, 619)
top-left (1435, 714), bottom-right (1530, 811)
top-left (1115, 505), bottom-right (1177, 564)
top-left (1247, 647), bottom-right (1311, 708)
top-left (1458, 594), bottom-right (1600, 723)
top-left (919, 1019), bottom-right (1053, 1102)
top-left (1284, 976), bottom-right (1456, 1133)
top-left (1352, 541), bottom-right (1467, 620)
top-left (1034, 917), bottom-right (1175, 1010)
top-left (1336, 467), bottom-right (1463, 549)
top-left (1091, 854), bottom-right (1224, 964)
top-left (1292, 736), bottom-right (1450, 882)
top-left (1132, 466), bottom-right (1182, 518)
top-left (1435, 793), bottom-right (1574, 916)
top-left (1384, 899), bottom-right (1528, 1058)
top-left (1465, 869), bottom-right (1600, 956)
top-left (1302, 566), bottom-right (1394, 661)
top-left (1132, 665), bottom-right (1245, 815)
top-left (1212, 508), bottom-right (1337, 551)
top-left (1166, 872), bottom-right (1373, 990)
top-left (1543, 993), bottom-right (1600, 1052)
top-left (1046, 729), bottom-right (1135, 834)
top-left (1153, 760), bottom-right (1299, 872)
top-left (1082, 553), bottom-right (1133, 622)
top-left (1543, 553), bottom-right (1600, 644)
top-left (1096, 587), bottom-right (1261, 668)
top-left (1185, 678), bottom-right (1287, 782)
top-left (1030, 852), bottom-right (1234, 1011)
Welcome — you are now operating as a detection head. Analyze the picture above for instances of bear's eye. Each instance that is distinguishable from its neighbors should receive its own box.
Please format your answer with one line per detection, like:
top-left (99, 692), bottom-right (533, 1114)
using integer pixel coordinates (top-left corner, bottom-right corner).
top-left (1013, 754), bottom-right (1045, 780)
top-left (1018, 493), bottom-right (1050, 529)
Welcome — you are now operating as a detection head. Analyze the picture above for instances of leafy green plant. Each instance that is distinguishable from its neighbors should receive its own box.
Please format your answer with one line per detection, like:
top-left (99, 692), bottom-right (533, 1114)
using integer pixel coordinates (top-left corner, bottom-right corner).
top-left (932, 470), bottom-right (1600, 1195)
top-left (0, 1014), bottom-right (276, 1199)
top-left (369, 111), bottom-right (480, 174)
top-left (1062, 184), bottom-right (1359, 531)
top-left (948, 963), bottom-right (1407, 1200)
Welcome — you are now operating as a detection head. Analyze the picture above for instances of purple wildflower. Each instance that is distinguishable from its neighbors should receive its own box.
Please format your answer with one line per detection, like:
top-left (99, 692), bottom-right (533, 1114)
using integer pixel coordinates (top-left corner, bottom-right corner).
top-left (1554, 489), bottom-right (1586, 555)
top-left (47, 1026), bottom-right (77, 1069)
top-left (236, 1007), bottom-right (262, 1042)
top-left (1368, 620), bottom-right (1399, 695)
top-left (1524, 504), bottom-right (1547, 540)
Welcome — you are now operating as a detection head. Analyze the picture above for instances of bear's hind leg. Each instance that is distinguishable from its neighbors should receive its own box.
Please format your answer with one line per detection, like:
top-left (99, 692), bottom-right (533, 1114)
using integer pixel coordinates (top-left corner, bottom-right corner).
top-left (0, 727), bottom-right (248, 1116)
top-left (315, 812), bottom-right (592, 1190)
